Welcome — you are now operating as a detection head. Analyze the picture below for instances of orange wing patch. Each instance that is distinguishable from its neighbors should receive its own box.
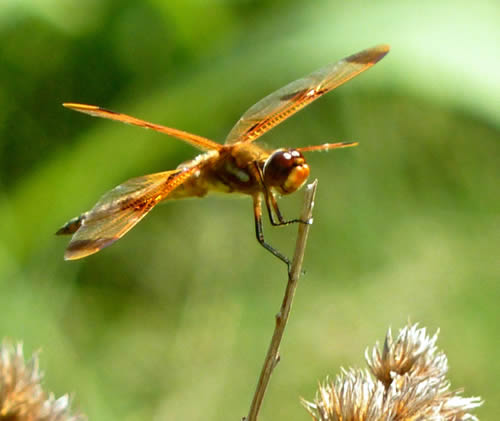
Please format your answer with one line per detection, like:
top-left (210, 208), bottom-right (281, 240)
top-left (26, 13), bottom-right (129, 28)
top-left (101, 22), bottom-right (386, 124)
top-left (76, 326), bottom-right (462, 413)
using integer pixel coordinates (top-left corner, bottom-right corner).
top-left (63, 103), bottom-right (222, 151)
top-left (224, 45), bottom-right (389, 144)
top-left (63, 167), bottom-right (197, 260)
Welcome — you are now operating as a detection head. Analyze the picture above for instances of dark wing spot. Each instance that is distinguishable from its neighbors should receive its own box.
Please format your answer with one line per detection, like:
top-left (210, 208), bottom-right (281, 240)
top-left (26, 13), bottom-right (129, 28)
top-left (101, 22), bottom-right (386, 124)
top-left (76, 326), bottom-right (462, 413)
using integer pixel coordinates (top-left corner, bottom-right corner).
top-left (246, 122), bottom-right (260, 133)
top-left (56, 214), bottom-right (85, 235)
top-left (99, 106), bottom-right (120, 115)
top-left (280, 88), bottom-right (310, 101)
top-left (313, 88), bottom-right (327, 96)
top-left (120, 197), bottom-right (155, 212)
top-left (345, 46), bottom-right (389, 65)
top-left (165, 171), bottom-right (181, 184)
top-left (118, 171), bottom-right (182, 211)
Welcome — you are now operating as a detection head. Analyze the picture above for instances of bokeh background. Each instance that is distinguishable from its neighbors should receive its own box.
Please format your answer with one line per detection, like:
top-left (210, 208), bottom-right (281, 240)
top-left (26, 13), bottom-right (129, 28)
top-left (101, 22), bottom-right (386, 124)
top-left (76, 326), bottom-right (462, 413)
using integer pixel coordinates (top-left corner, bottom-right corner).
top-left (0, 0), bottom-right (498, 419)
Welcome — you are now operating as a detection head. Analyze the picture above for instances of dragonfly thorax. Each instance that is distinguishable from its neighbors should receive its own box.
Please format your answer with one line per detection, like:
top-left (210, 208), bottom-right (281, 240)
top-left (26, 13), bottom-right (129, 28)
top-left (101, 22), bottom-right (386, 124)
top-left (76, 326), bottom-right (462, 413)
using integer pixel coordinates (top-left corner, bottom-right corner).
top-left (262, 149), bottom-right (310, 195)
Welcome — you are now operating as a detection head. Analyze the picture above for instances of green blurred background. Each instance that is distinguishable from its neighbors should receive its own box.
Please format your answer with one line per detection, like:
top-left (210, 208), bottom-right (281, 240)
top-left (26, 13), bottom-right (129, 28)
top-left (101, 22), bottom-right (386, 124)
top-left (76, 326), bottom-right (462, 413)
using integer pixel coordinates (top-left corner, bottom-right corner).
top-left (0, 0), bottom-right (498, 419)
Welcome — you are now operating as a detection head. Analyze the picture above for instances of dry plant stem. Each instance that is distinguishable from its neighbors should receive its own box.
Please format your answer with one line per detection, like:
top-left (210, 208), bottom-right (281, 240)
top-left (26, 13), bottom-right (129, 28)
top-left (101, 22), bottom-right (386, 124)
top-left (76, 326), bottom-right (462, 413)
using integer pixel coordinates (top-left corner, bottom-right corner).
top-left (245, 180), bottom-right (318, 421)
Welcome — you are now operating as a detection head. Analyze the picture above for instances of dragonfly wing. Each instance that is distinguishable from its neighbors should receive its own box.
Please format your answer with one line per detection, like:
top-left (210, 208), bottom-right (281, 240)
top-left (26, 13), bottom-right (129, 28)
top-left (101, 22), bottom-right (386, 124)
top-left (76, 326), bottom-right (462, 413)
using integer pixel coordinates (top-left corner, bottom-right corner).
top-left (64, 167), bottom-right (197, 260)
top-left (224, 44), bottom-right (389, 145)
top-left (63, 103), bottom-right (222, 151)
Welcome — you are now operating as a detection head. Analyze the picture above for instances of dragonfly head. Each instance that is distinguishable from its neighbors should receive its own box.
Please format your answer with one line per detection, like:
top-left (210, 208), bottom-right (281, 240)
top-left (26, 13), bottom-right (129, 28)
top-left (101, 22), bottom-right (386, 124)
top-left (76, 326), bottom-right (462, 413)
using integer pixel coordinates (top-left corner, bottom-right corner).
top-left (263, 149), bottom-right (310, 195)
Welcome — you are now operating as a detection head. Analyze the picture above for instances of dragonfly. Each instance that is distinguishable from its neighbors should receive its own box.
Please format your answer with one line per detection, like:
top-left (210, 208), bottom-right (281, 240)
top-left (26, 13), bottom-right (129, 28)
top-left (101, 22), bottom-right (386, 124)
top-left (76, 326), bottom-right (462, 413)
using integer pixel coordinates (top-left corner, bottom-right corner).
top-left (57, 44), bottom-right (390, 270)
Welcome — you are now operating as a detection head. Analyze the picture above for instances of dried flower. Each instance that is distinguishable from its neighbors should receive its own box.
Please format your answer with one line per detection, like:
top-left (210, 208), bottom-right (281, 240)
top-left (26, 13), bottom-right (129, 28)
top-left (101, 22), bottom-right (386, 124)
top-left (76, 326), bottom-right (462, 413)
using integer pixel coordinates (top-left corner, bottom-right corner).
top-left (0, 341), bottom-right (84, 421)
top-left (303, 324), bottom-right (482, 421)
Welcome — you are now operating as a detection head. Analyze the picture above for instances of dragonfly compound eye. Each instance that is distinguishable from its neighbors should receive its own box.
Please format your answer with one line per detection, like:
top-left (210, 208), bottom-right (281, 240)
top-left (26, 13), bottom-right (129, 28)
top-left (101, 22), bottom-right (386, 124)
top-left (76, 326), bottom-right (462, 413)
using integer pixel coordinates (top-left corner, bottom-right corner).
top-left (263, 149), bottom-right (310, 195)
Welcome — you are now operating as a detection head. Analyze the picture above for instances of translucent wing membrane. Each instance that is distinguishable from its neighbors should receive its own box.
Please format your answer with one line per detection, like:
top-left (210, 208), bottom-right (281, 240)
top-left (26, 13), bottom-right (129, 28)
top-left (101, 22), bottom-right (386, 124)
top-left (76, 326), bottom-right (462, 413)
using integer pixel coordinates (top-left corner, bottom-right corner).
top-left (63, 103), bottom-right (222, 151)
top-left (295, 141), bottom-right (359, 153)
top-left (63, 167), bottom-right (198, 260)
top-left (224, 44), bottom-right (390, 145)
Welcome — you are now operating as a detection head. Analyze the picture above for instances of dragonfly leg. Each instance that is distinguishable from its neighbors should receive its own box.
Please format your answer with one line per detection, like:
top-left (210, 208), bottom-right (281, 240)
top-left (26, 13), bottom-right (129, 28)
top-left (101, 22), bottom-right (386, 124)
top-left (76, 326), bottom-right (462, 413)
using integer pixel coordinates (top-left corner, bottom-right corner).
top-left (252, 161), bottom-right (310, 227)
top-left (253, 194), bottom-right (291, 272)
top-left (264, 191), bottom-right (311, 227)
